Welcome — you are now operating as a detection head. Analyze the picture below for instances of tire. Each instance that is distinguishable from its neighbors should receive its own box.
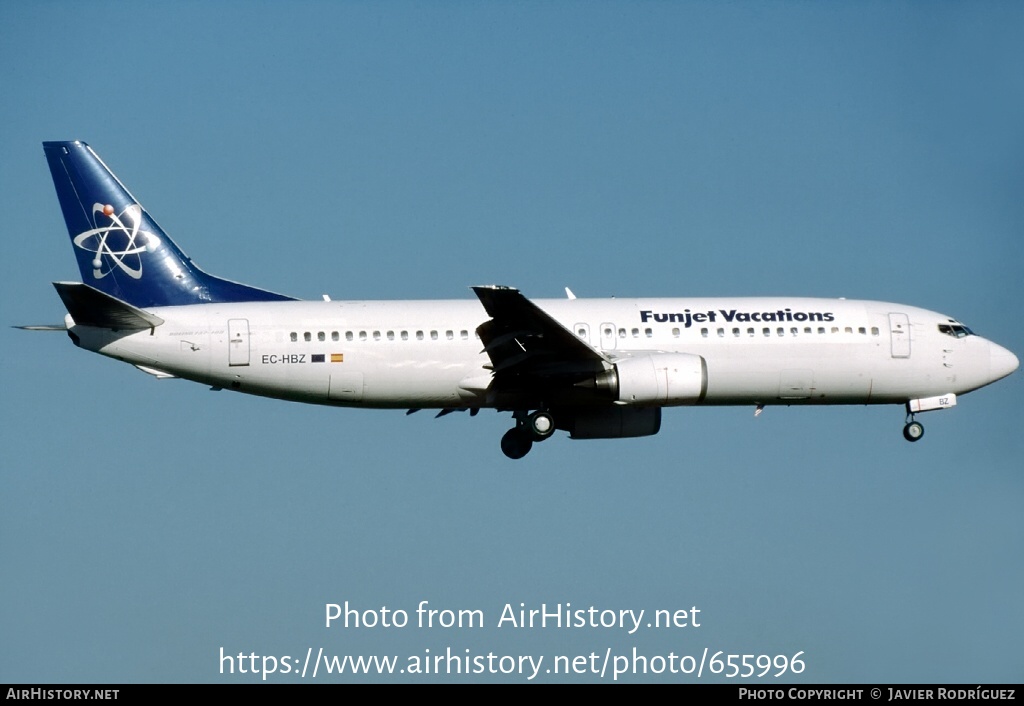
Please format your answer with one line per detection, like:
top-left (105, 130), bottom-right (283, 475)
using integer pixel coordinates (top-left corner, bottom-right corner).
top-left (501, 428), bottom-right (533, 459)
top-left (903, 421), bottom-right (924, 442)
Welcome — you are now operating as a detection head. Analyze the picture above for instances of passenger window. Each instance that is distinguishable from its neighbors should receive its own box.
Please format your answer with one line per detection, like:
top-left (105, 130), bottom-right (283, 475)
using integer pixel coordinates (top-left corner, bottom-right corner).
top-left (446, 330), bottom-right (454, 340)
top-left (645, 328), bottom-right (653, 338)
top-left (387, 331), bottom-right (395, 341)
top-left (747, 328), bottom-right (755, 337)
top-left (632, 328), bottom-right (639, 338)
top-left (401, 331), bottom-right (409, 341)
top-left (461, 330), bottom-right (469, 340)
top-left (416, 331), bottom-right (424, 340)
top-left (290, 332), bottom-right (297, 342)
top-left (304, 332), bottom-right (311, 342)
top-left (359, 331), bottom-right (367, 341)
top-left (732, 328), bottom-right (740, 337)
top-left (430, 331), bottom-right (438, 340)
top-left (777, 327), bottom-right (784, 336)
top-left (871, 327), bottom-right (879, 336)
top-left (373, 331), bottom-right (381, 341)
top-left (672, 328), bottom-right (680, 337)
top-left (332, 331), bottom-right (339, 341)
top-left (858, 327), bottom-right (866, 335)
top-left (700, 328), bottom-right (708, 338)
top-left (618, 328), bottom-right (626, 338)
top-left (318, 331), bottom-right (325, 342)
top-left (346, 331), bottom-right (353, 341)
top-left (763, 328), bottom-right (770, 337)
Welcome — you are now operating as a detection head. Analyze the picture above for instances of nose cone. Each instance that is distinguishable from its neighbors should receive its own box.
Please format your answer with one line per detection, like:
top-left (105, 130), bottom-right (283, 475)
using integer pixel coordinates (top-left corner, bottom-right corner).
top-left (990, 342), bottom-right (1020, 382)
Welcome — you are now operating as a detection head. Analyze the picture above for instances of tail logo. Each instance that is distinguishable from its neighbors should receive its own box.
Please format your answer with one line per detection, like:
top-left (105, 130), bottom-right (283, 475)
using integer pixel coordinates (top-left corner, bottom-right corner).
top-left (73, 203), bottom-right (161, 280)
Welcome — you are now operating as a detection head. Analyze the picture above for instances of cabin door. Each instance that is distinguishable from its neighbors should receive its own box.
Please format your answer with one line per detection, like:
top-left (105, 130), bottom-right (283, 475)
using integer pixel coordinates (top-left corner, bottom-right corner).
top-left (889, 313), bottom-right (911, 358)
top-left (228, 319), bottom-right (250, 366)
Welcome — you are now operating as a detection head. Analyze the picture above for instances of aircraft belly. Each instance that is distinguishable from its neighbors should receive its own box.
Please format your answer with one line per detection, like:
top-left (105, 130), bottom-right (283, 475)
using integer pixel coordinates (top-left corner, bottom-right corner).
top-left (702, 365), bottom-right (780, 402)
top-left (218, 355), bottom-right (479, 408)
top-left (701, 346), bottom-right (877, 404)
top-left (357, 360), bottom-right (475, 407)
top-left (699, 338), bottom-right (976, 404)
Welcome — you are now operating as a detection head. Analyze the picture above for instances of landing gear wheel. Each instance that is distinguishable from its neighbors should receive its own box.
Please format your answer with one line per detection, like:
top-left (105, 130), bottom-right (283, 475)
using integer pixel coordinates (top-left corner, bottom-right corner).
top-left (501, 428), bottom-right (533, 459)
top-left (528, 411), bottom-right (555, 441)
top-left (903, 421), bottom-right (924, 442)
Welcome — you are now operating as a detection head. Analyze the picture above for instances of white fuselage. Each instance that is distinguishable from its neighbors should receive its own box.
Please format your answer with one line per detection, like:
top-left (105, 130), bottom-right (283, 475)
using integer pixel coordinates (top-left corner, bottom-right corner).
top-left (69, 296), bottom-right (1017, 411)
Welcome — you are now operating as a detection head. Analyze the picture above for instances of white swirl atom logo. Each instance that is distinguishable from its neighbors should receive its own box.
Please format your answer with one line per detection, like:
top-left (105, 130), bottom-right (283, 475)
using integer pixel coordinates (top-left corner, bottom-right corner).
top-left (73, 203), bottom-right (160, 280)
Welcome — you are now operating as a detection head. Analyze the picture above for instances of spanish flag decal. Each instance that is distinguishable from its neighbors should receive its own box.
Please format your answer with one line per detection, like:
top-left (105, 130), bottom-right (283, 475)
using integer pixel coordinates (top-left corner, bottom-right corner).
top-left (331, 353), bottom-right (344, 363)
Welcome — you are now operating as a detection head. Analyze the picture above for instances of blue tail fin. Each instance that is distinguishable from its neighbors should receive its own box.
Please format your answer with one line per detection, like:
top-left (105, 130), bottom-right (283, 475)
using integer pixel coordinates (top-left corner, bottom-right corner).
top-left (43, 141), bottom-right (294, 307)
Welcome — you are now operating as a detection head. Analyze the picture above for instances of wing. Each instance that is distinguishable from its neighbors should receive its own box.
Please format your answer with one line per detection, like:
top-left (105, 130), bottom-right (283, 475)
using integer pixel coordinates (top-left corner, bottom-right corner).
top-left (472, 286), bottom-right (610, 401)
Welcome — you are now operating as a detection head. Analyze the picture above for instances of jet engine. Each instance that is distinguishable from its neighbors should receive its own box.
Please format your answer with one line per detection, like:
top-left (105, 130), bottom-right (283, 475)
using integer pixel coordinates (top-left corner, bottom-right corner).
top-left (589, 352), bottom-right (708, 405)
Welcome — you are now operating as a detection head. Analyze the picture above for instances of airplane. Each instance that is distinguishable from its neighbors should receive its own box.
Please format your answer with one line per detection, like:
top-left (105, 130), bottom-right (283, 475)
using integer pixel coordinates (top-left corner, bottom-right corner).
top-left (23, 140), bottom-right (1019, 459)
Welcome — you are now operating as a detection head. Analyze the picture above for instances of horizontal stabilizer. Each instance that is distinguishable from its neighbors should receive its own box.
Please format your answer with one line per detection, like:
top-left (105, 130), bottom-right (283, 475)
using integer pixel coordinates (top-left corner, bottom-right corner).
top-left (53, 281), bottom-right (165, 330)
top-left (13, 324), bottom-right (67, 331)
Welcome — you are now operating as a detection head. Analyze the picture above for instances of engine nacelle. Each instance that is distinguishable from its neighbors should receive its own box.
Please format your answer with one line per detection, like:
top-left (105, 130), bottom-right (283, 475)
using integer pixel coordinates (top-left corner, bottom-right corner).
top-left (569, 407), bottom-right (662, 439)
top-left (592, 353), bottom-right (708, 405)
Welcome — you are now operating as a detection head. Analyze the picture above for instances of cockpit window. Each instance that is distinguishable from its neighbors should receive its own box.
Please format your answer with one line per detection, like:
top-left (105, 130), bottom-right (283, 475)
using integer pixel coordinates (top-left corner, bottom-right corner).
top-left (938, 323), bottom-right (974, 338)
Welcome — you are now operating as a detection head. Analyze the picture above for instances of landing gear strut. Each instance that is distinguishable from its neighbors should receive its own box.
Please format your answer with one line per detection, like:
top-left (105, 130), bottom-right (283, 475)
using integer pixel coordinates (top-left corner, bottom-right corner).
top-left (500, 410), bottom-right (556, 459)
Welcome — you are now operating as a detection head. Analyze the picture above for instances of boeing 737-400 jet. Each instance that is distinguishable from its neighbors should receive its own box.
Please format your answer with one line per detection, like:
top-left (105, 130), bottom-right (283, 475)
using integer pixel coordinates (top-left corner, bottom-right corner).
top-left (24, 141), bottom-right (1019, 458)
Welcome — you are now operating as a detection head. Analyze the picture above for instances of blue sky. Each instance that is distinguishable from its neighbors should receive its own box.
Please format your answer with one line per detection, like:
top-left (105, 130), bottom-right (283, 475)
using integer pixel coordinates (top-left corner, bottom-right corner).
top-left (2, 1), bottom-right (1022, 683)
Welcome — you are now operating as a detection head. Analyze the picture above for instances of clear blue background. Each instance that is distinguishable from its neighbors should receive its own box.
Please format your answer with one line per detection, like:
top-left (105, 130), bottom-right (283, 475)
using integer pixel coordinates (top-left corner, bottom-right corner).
top-left (2, 1), bottom-right (1021, 683)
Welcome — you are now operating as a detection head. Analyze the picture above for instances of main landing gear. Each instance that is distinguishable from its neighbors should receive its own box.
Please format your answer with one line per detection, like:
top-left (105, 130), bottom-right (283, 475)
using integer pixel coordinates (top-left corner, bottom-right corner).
top-left (500, 410), bottom-right (555, 459)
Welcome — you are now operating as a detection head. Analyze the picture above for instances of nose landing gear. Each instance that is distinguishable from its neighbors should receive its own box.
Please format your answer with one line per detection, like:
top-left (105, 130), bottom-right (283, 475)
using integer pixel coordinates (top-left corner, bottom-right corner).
top-left (903, 411), bottom-right (924, 442)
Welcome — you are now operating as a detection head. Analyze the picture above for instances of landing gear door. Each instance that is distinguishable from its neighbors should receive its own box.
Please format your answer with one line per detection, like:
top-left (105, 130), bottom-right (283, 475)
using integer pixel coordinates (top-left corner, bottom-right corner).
top-left (228, 318), bottom-right (250, 366)
top-left (889, 313), bottom-right (911, 358)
